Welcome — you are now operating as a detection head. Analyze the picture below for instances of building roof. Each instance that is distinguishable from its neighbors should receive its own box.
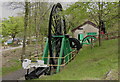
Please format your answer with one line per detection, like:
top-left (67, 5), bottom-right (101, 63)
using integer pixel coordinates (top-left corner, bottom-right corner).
top-left (71, 21), bottom-right (97, 32)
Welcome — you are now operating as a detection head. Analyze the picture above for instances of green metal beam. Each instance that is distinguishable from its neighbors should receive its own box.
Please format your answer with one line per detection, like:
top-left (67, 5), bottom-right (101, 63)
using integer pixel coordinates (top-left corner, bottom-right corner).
top-left (56, 37), bottom-right (65, 73)
top-left (82, 36), bottom-right (96, 45)
top-left (42, 39), bottom-right (49, 64)
top-left (52, 35), bottom-right (65, 38)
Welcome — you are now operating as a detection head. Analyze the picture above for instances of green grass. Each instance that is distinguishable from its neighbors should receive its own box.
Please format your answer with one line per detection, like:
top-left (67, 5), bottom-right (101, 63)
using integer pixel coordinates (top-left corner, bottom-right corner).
top-left (1, 59), bottom-right (22, 76)
top-left (1, 43), bottom-right (42, 76)
top-left (36, 39), bottom-right (118, 80)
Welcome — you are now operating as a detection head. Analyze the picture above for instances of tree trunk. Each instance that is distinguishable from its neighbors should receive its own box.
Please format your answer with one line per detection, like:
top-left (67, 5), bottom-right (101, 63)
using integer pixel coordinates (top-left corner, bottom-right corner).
top-left (28, 2), bottom-right (32, 45)
top-left (11, 34), bottom-right (15, 43)
top-left (98, 2), bottom-right (101, 46)
top-left (22, 1), bottom-right (29, 63)
top-left (34, 2), bottom-right (39, 56)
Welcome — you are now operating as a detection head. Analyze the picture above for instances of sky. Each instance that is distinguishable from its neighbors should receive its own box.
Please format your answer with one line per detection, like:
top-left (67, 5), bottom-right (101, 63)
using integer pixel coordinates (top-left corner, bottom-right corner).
top-left (0, 2), bottom-right (2, 19)
top-left (0, 0), bottom-right (118, 19)
top-left (0, 1), bottom-right (24, 19)
top-left (0, 0), bottom-right (78, 20)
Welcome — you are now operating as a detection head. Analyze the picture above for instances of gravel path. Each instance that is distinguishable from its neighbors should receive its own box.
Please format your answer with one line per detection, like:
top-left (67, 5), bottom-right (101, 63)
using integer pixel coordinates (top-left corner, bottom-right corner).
top-left (0, 45), bottom-right (22, 53)
top-left (2, 68), bottom-right (26, 80)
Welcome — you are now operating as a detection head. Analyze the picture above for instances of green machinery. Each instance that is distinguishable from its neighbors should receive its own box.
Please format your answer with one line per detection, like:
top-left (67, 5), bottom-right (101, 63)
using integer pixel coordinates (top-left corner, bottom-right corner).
top-left (42, 35), bottom-right (81, 73)
top-left (22, 3), bottom-right (98, 80)
top-left (78, 32), bottom-right (97, 45)
top-left (22, 3), bottom-right (82, 80)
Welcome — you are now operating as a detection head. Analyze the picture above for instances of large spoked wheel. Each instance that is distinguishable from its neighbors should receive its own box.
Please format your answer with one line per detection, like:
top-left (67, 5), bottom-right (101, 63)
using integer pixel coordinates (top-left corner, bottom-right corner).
top-left (48, 3), bottom-right (66, 73)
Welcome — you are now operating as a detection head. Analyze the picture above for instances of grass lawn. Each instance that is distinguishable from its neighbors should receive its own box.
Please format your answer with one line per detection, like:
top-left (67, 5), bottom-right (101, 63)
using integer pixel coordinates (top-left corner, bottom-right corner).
top-left (1, 59), bottom-right (22, 76)
top-left (36, 39), bottom-right (118, 80)
top-left (1, 43), bottom-right (43, 76)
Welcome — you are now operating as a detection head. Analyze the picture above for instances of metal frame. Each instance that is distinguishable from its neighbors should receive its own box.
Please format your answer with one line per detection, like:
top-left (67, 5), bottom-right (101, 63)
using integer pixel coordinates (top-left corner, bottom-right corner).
top-left (23, 3), bottom-right (81, 80)
top-left (42, 35), bottom-right (75, 73)
top-left (82, 35), bottom-right (97, 45)
top-left (78, 32), bottom-right (97, 45)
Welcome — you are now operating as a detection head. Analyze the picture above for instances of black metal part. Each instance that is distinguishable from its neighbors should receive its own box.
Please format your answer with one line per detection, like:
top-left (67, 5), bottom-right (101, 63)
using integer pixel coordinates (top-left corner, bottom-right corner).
top-left (48, 3), bottom-right (66, 71)
top-left (25, 67), bottom-right (49, 80)
top-left (69, 38), bottom-right (82, 51)
top-left (24, 3), bottom-right (67, 80)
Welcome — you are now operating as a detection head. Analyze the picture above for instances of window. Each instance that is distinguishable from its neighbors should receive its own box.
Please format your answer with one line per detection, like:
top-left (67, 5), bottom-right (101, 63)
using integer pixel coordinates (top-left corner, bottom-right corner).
top-left (78, 28), bottom-right (83, 30)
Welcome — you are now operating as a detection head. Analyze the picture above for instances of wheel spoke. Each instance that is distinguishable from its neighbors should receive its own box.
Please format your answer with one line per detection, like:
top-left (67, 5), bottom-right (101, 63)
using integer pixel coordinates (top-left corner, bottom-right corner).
top-left (48, 3), bottom-right (66, 70)
top-left (51, 38), bottom-right (61, 45)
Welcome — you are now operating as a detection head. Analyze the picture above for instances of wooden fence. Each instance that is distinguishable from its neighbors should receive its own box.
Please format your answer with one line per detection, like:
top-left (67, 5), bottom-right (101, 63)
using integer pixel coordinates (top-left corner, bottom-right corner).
top-left (100, 31), bottom-right (120, 40)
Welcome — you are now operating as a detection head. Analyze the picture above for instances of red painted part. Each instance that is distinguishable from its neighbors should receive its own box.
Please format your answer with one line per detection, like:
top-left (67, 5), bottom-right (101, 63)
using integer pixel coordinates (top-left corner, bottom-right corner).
top-left (96, 36), bottom-right (99, 39)
top-left (101, 31), bottom-right (105, 34)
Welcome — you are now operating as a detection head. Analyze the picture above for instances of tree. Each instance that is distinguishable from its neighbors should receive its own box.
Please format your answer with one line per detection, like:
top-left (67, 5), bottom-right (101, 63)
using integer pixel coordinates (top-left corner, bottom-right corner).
top-left (64, 2), bottom-right (119, 32)
top-left (63, 2), bottom-right (118, 47)
top-left (22, 1), bottom-right (29, 61)
top-left (2, 16), bottom-right (24, 41)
